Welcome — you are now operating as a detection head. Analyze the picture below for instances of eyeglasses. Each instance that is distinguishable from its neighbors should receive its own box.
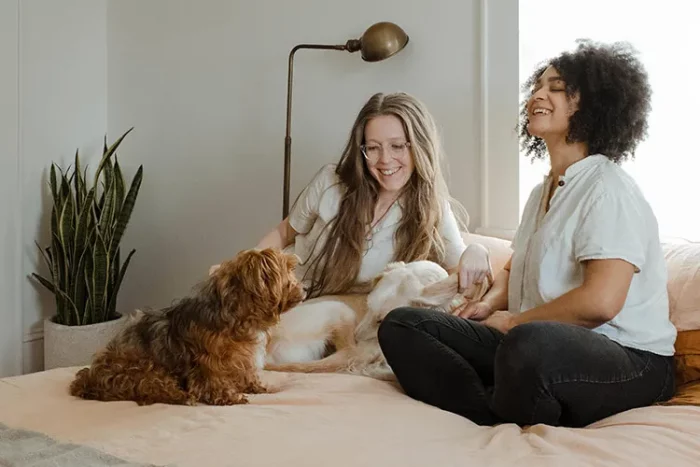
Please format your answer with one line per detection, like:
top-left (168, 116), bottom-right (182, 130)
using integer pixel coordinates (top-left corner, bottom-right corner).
top-left (360, 141), bottom-right (411, 164)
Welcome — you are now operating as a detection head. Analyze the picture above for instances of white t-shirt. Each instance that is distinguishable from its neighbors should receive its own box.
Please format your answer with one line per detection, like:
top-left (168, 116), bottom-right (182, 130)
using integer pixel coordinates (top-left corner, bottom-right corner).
top-left (509, 155), bottom-right (677, 356)
top-left (286, 163), bottom-right (467, 286)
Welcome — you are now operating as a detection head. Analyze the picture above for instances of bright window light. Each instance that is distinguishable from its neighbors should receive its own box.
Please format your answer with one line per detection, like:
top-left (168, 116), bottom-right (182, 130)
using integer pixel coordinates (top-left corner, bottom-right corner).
top-left (519, 0), bottom-right (700, 242)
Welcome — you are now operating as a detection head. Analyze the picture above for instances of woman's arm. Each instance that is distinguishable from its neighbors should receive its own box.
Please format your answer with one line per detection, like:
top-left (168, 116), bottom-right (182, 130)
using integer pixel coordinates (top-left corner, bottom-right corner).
top-left (479, 258), bottom-right (510, 312)
top-left (486, 258), bottom-right (635, 333)
top-left (256, 218), bottom-right (299, 250)
top-left (454, 257), bottom-right (511, 319)
top-left (209, 219), bottom-right (298, 275)
top-left (516, 258), bottom-right (634, 327)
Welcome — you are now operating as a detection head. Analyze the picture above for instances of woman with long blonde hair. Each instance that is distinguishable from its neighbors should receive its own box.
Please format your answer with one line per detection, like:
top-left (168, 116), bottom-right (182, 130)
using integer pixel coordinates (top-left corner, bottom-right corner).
top-left (254, 91), bottom-right (489, 298)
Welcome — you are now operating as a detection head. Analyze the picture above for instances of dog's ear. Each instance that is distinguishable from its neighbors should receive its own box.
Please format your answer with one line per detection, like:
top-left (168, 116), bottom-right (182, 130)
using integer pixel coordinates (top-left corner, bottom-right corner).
top-left (370, 274), bottom-right (384, 290)
top-left (368, 261), bottom-right (406, 291)
top-left (384, 261), bottom-right (406, 272)
top-left (411, 274), bottom-right (459, 308)
top-left (412, 274), bottom-right (493, 310)
top-left (285, 252), bottom-right (300, 270)
top-left (213, 248), bottom-right (286, 313)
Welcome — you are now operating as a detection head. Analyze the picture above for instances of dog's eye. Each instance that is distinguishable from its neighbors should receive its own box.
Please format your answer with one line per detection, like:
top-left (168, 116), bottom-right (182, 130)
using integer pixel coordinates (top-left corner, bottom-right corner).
top-left (376, 319), bottom-right (383, 325)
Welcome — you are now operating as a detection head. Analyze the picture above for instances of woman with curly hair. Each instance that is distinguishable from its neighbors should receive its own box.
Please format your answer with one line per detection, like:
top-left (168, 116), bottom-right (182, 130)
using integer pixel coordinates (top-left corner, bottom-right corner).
top-left (378, 41), bottom-right (677, 428)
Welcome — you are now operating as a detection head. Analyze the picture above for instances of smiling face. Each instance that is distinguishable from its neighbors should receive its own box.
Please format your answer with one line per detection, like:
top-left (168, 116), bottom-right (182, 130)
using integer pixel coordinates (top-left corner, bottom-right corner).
top-left (526, 66), bottom-right (579, 141)
top-left (362, 114), bottom-right (415, 195)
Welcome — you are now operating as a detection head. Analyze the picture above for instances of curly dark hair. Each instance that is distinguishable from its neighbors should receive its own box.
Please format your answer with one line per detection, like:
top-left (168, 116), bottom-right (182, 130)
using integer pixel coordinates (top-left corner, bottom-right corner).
top-left (519, 39), bottom-right (652, 164)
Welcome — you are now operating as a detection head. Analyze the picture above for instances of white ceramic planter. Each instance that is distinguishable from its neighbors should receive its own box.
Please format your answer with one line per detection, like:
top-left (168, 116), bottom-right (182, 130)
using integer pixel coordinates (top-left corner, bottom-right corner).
top-left (43, 314), bottom-right (128, 370)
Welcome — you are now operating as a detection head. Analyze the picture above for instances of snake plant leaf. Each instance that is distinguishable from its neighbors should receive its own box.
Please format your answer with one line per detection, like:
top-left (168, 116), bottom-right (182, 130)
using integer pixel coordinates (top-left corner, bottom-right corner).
top-left (98, 178), bottom-right (116, 244)
top-left (92, 232), bottom-right (109, 323)
top-left (31, 273), bottom-right (56, 295)
top-left (74, 150), bottom-right (87, 214)
top-left (35, 241), bottom-right (52, 271)
top-left (93, 127), bottom-right (133, 189)
top-left (81, 165), bottom-right (88, 199)
top-left (97, 164), bottom-right (113, 216)
top-left (54, 286), bottom-right (80, 326)
top-left (58, 185), bottom-right (75, 261)
top-left (106, 248), bottom-right (135, 319)
top-left (73, 188), bottom-right (95, 260)
top-left (112, 248), bottom-right (120, 283)
top-left (109, 165), bottom-right (143, 259)
top-left (59, 169), bottom-right (70, 202)
top-left (113, 156), bottom-right (125, 216)
top-left (107, 247), bottom-right (120, 317)
top-left (50, 164), bottom-right (58, 201)
top-left (72, 246), bottom-right (89, 325)
top-left (83, 249), bottom-right (94, 324)
top-left (50, 233), bottom-right (65, 323)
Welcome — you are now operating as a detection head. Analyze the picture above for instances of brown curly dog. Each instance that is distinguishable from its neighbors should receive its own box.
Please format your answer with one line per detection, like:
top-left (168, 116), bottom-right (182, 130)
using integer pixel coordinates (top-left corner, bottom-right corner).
top-left (69, 248), bottom-right (304, 406)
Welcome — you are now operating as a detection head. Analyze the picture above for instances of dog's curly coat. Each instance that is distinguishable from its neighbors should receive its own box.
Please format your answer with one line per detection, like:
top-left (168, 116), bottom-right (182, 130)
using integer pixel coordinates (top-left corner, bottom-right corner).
top-left (69, 248), bottom-right (304, 406)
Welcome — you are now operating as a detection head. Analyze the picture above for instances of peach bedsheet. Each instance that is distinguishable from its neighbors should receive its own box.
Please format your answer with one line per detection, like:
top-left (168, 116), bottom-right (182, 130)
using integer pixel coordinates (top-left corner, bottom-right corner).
top-left (1, 367), bottom-right (699, 467)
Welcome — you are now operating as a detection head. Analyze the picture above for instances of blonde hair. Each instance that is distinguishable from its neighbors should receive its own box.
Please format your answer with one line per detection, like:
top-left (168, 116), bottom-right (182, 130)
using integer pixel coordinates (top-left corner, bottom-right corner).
top-left (299, 92), bottom-right (468, 298)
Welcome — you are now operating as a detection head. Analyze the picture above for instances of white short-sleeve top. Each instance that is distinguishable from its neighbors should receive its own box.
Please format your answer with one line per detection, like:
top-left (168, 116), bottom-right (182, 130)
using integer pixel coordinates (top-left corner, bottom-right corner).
top-left (509, 155), bottom-right (677, 356)
top-left (286, 163), bottom-right (467, 286)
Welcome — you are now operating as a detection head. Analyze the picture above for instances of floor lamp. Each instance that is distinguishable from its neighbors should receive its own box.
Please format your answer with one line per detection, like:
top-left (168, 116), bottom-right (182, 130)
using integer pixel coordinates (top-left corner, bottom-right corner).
top-left (282, 21), bottom-right (409, 219)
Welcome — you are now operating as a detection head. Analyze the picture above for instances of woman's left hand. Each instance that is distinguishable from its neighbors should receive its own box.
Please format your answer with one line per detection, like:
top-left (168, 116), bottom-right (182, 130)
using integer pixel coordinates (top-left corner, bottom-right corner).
top-left (458, 243), bottom-right (493, 294)
top-left (481, 310), bottom-right (517, 334)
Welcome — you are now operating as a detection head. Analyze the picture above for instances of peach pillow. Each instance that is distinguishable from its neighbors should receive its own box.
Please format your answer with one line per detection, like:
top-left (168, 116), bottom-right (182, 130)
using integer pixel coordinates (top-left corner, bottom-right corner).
top-left (662, 329), bottom-right (700, 406)
top-left (663, 243), bottom-right (700, 332)
top-left (462, 233), bottom-right (512, 273)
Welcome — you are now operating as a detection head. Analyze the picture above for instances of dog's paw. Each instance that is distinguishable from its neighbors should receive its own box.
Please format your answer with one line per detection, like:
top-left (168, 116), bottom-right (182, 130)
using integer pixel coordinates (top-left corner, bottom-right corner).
top-left (217, 389), bottom-right (249, 405)
top-left (221, 392), bottom-right (249, 405)
top-left (196, 388), bottom-right (248, 406)
top-left (246, 381), bottom-right (268, 394)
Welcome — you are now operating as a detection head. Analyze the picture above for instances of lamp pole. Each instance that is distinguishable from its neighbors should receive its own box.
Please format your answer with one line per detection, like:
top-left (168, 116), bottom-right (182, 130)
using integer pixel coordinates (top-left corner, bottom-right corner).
top-left (283, 43), bottom-right (357, 219)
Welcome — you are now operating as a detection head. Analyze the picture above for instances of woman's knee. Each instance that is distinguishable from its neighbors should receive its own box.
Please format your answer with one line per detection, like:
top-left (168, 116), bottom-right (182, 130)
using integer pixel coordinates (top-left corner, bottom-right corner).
top-left (378, 307), bottom-right (420, 342)
top-left (380, 307), bottom-right (428, 331)
top-left (495, 322), bottom-right (563, 378)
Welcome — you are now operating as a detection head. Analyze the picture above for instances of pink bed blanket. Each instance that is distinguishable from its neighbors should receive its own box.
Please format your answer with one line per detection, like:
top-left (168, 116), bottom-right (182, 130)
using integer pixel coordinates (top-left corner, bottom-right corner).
top-left (1, 367), bottom-right (700, 467)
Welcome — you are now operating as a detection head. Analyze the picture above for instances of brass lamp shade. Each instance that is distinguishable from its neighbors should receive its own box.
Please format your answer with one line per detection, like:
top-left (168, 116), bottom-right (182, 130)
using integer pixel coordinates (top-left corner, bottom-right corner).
top-left (282, 22), bottom-right (409, 219)
top-left (348, 22), bottom-right (410, 62)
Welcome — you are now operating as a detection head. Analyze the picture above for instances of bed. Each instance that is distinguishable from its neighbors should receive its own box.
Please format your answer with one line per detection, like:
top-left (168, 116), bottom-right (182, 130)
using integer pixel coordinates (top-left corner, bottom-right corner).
top-left (2, 234), bottom-right (700, 467)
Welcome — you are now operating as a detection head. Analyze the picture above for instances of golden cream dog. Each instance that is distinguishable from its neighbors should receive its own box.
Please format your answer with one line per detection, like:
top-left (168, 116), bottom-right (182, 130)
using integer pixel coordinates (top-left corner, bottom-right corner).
top-left (265, 260), bottom-right (490, 381)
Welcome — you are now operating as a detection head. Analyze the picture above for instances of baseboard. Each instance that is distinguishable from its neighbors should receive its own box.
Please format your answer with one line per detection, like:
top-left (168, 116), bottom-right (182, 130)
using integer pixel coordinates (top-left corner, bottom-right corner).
top-left (22, 338), bottom-right (44, 374)
top-left (24, 329), bottom-right (43, 343)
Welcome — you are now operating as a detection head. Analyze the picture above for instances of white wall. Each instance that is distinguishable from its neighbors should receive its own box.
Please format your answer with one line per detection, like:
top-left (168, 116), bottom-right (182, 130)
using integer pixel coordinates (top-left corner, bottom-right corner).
top-left (107, 0), bottom-right (483, 314)
top-left (0, 0), bottom-right (22, 378)
top-left (16, 0), bottom-right (108, 374)
top-left (477, 0), bottom-right (519, 239)
top-left (5, 0), bottom-right (491, 375)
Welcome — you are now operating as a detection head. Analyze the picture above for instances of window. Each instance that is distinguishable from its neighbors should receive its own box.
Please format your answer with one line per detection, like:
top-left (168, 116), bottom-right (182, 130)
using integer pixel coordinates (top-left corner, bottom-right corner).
top-left (519, 0), bottom-right (700, 242)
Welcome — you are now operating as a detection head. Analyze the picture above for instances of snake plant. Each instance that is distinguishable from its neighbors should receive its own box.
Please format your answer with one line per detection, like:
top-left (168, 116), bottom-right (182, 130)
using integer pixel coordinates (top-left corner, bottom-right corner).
top-left (32, 128), bottom-right (144, 326)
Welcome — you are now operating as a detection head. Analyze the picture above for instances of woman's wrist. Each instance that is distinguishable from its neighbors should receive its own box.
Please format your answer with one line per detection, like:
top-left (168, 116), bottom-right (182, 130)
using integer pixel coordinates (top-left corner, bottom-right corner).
top-left (472, 301), bottom-right (495, 320)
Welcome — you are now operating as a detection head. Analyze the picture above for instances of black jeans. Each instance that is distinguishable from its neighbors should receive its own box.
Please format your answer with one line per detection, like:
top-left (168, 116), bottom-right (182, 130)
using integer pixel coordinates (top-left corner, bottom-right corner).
top-left (378, 307), bottom-right (675, 427)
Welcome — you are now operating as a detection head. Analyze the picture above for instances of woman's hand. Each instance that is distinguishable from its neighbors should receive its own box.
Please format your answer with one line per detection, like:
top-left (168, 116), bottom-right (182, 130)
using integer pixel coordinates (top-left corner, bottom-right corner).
top-left (450, 300), bottom-right (493, 320)
top-left (457, 243), bottom-right (492, 294)
top-left (481, 310), bottom-right (517, 334)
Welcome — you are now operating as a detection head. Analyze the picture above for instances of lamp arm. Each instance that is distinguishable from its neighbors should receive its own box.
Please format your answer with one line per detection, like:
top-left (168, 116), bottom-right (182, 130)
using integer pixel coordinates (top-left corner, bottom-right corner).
top-left (283, 42), bottom-right (357, 219)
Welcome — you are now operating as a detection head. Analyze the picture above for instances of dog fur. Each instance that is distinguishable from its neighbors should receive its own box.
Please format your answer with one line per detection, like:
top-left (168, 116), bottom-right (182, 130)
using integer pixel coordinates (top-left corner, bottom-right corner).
top-left (264, 260), bottom-right (490, 381)
top-left (69, 248), bottom-right (304, 406)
